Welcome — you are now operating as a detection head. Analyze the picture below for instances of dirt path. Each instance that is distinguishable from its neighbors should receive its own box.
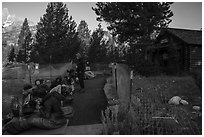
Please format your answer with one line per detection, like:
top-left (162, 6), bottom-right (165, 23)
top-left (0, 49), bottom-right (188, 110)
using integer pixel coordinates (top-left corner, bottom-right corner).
top-left (68, 76), bottom-right (108, 126)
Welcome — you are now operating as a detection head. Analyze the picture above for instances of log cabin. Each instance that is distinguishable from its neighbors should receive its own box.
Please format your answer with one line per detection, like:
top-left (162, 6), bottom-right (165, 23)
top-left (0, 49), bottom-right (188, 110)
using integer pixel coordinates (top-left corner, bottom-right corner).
top-left (146, 28), bottom-right (202, 74)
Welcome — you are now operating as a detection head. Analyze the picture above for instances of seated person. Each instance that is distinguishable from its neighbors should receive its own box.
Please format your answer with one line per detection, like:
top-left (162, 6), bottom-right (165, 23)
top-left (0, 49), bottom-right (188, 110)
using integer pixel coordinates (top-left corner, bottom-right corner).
top-left (50, 76), bottom-right (62, 89)
top-left (41, 85), bottom-right (67, 119)
top-left (22, 84), bottom-right (36, 115)
top-left (84, 62), bottom-right (95, 79)
top-left (85, 71), bottom-right (95, 79)
top-left (65, 69), bottom-right (76, 84)
top-left (32, 79), bottom-right (49, 99)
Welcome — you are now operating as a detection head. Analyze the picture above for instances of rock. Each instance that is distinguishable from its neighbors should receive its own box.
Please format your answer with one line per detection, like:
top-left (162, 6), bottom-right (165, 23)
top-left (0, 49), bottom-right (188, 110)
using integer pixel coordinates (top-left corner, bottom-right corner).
top-left (193, 106), bottom-right (201, 111)
top-left (103, 83), bottom-right (117, 100)
top-left (168, 96), bottom-right (182, 105)
top-left (180, 99), bottom-right (189, 105)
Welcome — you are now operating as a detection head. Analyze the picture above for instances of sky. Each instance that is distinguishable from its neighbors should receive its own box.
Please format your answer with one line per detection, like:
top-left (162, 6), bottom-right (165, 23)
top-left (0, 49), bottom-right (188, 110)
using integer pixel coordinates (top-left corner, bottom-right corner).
top-left (2, 2), bottom-right (202, 31)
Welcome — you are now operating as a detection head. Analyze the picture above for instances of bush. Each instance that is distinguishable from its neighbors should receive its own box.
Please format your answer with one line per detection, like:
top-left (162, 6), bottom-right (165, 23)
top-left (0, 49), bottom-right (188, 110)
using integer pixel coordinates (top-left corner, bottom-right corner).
top-left (191, 70), bottom-right (202, 91)
top-left (134, 60), bottom-right (161, 77)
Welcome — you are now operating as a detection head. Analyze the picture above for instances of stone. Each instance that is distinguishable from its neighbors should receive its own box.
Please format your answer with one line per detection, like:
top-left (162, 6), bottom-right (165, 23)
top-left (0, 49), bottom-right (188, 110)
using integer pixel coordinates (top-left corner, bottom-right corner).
top-left (180, 99), bottom-right (189, 105)
top-left (192, 106), bottom-right (201, 111)
top-left (103, 83), bottom-right (118, 100)
top-left (168, 96), bottom-right (182, 105)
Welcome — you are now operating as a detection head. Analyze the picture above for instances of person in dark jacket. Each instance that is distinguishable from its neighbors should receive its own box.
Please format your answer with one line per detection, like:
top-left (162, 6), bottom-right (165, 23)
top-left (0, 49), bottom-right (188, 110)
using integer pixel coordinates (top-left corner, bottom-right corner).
top-left (76, 53), bottom-right (85, 92)
top-left (41, 85), bottom-right (66, 118)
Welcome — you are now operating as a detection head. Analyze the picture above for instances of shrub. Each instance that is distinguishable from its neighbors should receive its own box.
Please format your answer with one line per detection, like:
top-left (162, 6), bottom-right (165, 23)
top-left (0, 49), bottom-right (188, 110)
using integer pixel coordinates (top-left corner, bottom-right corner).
top-left (134, 60), bottom-right (161, 77)
top-left (190, 69), bottom-right (202, 91)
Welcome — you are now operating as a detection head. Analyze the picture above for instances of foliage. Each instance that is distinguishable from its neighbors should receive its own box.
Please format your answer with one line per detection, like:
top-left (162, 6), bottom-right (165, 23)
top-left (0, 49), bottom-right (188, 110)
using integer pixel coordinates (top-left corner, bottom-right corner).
top-left (93, 2), bottom-right (173, 44)
top-left (87, 24), bottom-right (107, 63)
top-left (190, 70), bottom-right (202, 91)
top-left (103, 31), bottom-right (122, 62)
top-left (93, 2), bottom-right (174, 72)
top-left (29, 46), bottom-right (40, 63)
top-left (16, 18), bottom-right (32, 63)
top-left (122, 43), bottom-right (159, 76)
top-left (8, 45), bottom-right (15, 62)
top-left (77, 20), bottom-right (91, 58)
top-left (16, 49), bottom-right (26, 63)
top-left (34, 2), bottom-right (80, 64)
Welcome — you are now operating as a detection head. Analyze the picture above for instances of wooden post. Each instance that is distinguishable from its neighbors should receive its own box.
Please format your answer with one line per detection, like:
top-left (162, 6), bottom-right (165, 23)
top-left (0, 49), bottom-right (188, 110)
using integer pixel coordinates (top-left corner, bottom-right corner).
top-left (129, 70), bottom-right (133, 109)
top-left (28, 64), bottom-right (32, 84)
top-left (114, 63), bottom-right (117, 94)
top-left (49, 55), bottom-right (52, 80)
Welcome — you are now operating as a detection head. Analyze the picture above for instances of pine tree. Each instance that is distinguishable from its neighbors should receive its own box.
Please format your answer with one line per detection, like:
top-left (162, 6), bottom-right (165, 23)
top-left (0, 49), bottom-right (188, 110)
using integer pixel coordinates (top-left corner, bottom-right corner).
top-left (16, 49), bottom-right (26, 63)
top-left (93, 2), bottom-right (173, 43)
top-left (93, 2), bottom-right (174, 67)
top-left (17, 18), bottom-right (32, 63)
top-left (30, 46), bottom-right (40, 63)
top-left (77, 20), bottom-right (91, 58)
top-left (35, 2), bottom-right (80, 64)
top-left (8, 45), bottom-right (15, 62)
top-left (87, 24), bottom-right (107, 63)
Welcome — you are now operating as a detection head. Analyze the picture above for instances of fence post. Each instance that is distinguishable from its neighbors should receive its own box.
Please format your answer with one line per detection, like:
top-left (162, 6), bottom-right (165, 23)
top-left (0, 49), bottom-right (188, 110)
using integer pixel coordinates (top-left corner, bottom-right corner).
top-left (129, 70), bottom-right (133, 109)
top-left (114, 63), bottom-right (117, 94)
top-left (49, 55), bottom-right (52, 80)
top-left (27, 64), bottom-right (32, 84)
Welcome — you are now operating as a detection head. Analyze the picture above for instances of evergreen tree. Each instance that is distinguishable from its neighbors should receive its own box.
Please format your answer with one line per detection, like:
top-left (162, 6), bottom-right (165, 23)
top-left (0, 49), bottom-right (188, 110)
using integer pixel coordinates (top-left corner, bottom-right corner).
top-left (16, 49), bottom-right (26, 63)
top-left (30, 45), bottom-right (40, 63)
top-left (77, 20), bottom-right (91, 58)
top-left (93, 2), bottom-right (173, 43)
top-left (93, 2), bottom-right (173, 69)
top-left (8, 45), bottom-right (15, 62)
top-left (35, 2), bottom-right (80, 64)
top-left (87, 24), bottom-right (107, 63)
top-left (17, 18), bottom-right (32, 63)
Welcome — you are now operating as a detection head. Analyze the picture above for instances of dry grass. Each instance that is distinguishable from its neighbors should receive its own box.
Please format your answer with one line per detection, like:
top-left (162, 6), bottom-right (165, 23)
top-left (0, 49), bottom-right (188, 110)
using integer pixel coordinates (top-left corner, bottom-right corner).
top-left (119, 75), bottom-right (202, 135)
top-left (2, 79), bottom-right (25, 116)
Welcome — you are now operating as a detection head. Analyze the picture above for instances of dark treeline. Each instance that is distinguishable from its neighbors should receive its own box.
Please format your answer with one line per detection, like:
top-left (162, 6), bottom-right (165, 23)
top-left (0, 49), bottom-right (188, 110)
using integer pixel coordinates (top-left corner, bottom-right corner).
top-left (9, 2), bottom-right (173, 74)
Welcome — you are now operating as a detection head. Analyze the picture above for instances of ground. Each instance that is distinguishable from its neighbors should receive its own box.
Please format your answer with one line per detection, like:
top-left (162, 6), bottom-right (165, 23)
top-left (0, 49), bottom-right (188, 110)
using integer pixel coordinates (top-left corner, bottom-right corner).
top-left (68, 77), bottom-right (107, 126)
top-left (2, 63), bottom-right (109, 135)
top-left (2, 63), bottom-right (202, 135)
top-left (126, 75), bottom-right (202, 135)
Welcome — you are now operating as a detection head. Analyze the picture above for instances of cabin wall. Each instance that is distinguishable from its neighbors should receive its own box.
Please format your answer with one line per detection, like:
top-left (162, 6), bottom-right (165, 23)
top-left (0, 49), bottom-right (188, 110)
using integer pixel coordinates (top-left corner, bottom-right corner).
top-left (147, 31), bottom-right (202, 75)
top-left (189, 45), bottom-right (202, 71)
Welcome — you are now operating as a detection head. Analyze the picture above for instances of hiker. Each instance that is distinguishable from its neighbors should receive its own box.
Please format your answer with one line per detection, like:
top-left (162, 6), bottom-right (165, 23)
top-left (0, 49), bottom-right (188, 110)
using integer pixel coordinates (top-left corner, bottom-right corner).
top-left (2, 84), bottom-right (68, 134)
top-left (85, 71), bottom-right (95, 79)
top-left (32, 79), bottom-right (49, 99)
top-left (41, 85), bottom-right (67, 119)
top-left (22, 80), bottom-right (49, 115)
top-left (76, 53), bottom-right (85, 92)
top-left (22, 84), bottom-right (36, 115)
top-left (84, 61), bottom-right (95, 79)
top-left (50, 76), bottom-right (63, 89)
top-left (85, 61), bottom-right (91, 71)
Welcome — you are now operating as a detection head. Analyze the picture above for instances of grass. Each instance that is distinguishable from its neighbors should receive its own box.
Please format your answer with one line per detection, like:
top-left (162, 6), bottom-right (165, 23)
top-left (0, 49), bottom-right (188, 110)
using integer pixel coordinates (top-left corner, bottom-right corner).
top-left (119, 75), bottom-right (202, 135)
top-left (2, 79), bottom-right (25, 116)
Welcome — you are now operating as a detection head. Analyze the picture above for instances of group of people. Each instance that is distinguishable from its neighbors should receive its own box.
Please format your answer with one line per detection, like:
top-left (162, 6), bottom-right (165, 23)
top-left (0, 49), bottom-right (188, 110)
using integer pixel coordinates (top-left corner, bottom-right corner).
top-left (3, 53), bottom-right (89, 134)
top-left (22, 53), bottom-right (87, 117)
